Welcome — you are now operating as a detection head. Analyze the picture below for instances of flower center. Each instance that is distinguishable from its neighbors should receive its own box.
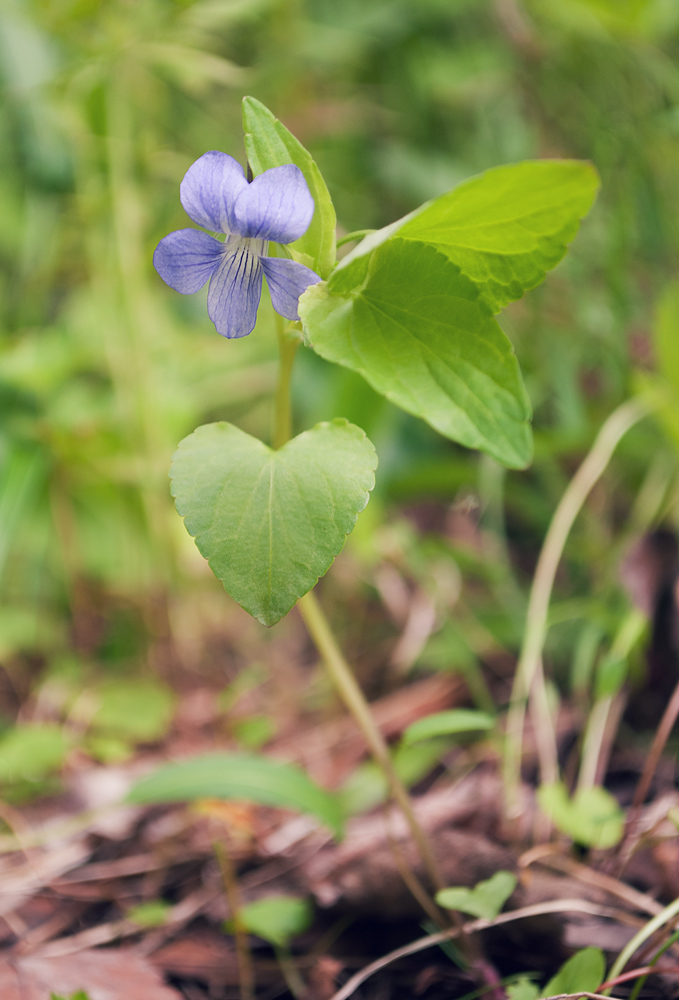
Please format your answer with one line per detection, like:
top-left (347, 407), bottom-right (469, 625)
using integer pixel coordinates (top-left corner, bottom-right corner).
top-left (225, 234), bottom-right (267, 259)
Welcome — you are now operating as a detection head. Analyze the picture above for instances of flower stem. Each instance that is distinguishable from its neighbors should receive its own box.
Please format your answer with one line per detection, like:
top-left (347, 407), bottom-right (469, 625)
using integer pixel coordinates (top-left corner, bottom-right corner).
top-left (272, 311), bottom-right (300, 450)
top-left (270, 308), bottom-right (445, 900)
top-left (297, 590), bottom-right (444, 892)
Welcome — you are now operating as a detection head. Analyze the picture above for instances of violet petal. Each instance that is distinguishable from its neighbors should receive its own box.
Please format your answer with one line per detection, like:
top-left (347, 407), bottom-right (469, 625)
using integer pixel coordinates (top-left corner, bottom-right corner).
top-left (231, 164), bottom-right (314, 243)
top-left (207, 238), bottom-right (264, 338)
top-left (180, 151), bottom-right (248, 233)
top-left (153, 229), bottom-right (224, 293)
top-left (260, 256), bottom-right (322, 321)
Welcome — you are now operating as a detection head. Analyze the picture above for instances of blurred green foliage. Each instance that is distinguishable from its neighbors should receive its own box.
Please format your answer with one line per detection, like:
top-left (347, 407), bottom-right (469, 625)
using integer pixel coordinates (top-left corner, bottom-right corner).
top-left (2, 0), bottom-right (679, 757)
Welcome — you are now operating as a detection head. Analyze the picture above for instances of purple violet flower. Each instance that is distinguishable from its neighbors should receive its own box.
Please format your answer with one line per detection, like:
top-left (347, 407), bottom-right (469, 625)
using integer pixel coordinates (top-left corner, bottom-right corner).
top-left (153, 151), bottom-right (322, 338)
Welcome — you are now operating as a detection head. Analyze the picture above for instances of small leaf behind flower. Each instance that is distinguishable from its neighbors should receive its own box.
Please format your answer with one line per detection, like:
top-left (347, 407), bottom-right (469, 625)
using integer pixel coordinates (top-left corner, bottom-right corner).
top-left (243, 96), bottom-right (336, 278)
top-left (128, 752), bottom-right (344, 838)
top-left (436, 870), bottom-right (517, 920)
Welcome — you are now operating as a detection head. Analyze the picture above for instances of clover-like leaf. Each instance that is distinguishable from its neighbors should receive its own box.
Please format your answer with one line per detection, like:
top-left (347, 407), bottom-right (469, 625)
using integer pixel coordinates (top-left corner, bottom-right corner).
top-left (243, 96), bottom-right (336, 278)
top-left (300, 239), bottom-right (532, 469)
top-left (537, 782), bottom-right (624, 849)
top-left (436, 870), bottom-right (517, 921)
top-left (397, 160), bottom-right (599, 312)
top-left (170, 419), bottom-right (377, 626)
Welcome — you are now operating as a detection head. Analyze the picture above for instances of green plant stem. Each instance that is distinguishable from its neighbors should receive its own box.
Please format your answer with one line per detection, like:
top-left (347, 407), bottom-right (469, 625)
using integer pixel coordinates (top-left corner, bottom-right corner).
top-left (604, 895), bottom-right (679, 992)
top-left (578, 609), bottom-right (645, 792)
top-left (275, 946), bottom-right (307, 999)
top-left (503, 398), bottom-right (650, 821)
top-left (335, 229), bottom-right (376, 248)
top-left (272, 312), bottom-right (300, 450)
top-left (383, 812), bottom-right (447, 926)
top-left (297, 590), bottom-right (444, 893)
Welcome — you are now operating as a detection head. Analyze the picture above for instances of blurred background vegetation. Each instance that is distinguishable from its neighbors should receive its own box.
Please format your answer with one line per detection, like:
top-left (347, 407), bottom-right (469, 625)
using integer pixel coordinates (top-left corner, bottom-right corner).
top-left (3, 0), bottom-right (679, 788)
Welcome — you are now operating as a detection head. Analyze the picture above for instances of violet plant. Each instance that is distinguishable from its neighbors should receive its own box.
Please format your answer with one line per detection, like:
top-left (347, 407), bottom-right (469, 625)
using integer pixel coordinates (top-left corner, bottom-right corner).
top-left (132, 96), bottom-right (599, 897)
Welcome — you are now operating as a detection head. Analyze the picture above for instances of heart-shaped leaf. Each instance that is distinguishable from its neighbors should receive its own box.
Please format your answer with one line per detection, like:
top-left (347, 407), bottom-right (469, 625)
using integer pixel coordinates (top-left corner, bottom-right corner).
top-left (170, 418), bottom-right (377, 626)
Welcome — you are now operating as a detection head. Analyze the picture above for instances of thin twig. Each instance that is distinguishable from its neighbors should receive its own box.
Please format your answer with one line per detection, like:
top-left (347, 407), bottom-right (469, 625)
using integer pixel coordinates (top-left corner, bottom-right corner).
top-left (518, 848), bottom-right (663, 916)
top-left (604, 894), bottom-right (679, 991)
top-left (631, 674), bottom-right (679, 815)
top-left (601, 966), bottom-right (679, 990)
top-left (542, 994), bottom-right (622, 1000)
top-left (215, 840), bottom-right (255, 1000)
top-left (328, 899), bottom-right (626, 1000)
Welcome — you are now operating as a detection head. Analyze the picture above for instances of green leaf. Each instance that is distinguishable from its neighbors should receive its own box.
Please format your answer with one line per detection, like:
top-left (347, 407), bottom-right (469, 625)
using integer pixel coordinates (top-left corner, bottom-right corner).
top-left (170, 418), bottom-right (377, 626)
top-left (85, 734), bottom-right (133, 764)
top-left (128, 752), bottom-right (344, 838)
top-left (541, 947), bottom-right (605, 998)
top-left (236, 895), bottom-right (313, 947)
top-left (127, 900), bottom-right (172, 927)
top-left (0, 724), bottom-right (68, 784)
top-left (402, 709), bottom-right (495, 746)
top-left (242, 96), bottom-right (336, 278)
top-left (232, 714), bottom-right (276, 749)
top-left (90, 679), bottom-right (175, 742)
top-left (507, 979), bottom-right (540, 1000)
top-left (537, 782), bottom-right (624, 849)
top-left (594, 652), bottom-right (627, 699)
top-left (436, 870), bottom-right (517, 920)
top-left (338, 737), bottom-right (451, 816)
top-left (300, 239), bottom-right (532, 469)
top-left (397, 160), bottom-right (600, 312)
